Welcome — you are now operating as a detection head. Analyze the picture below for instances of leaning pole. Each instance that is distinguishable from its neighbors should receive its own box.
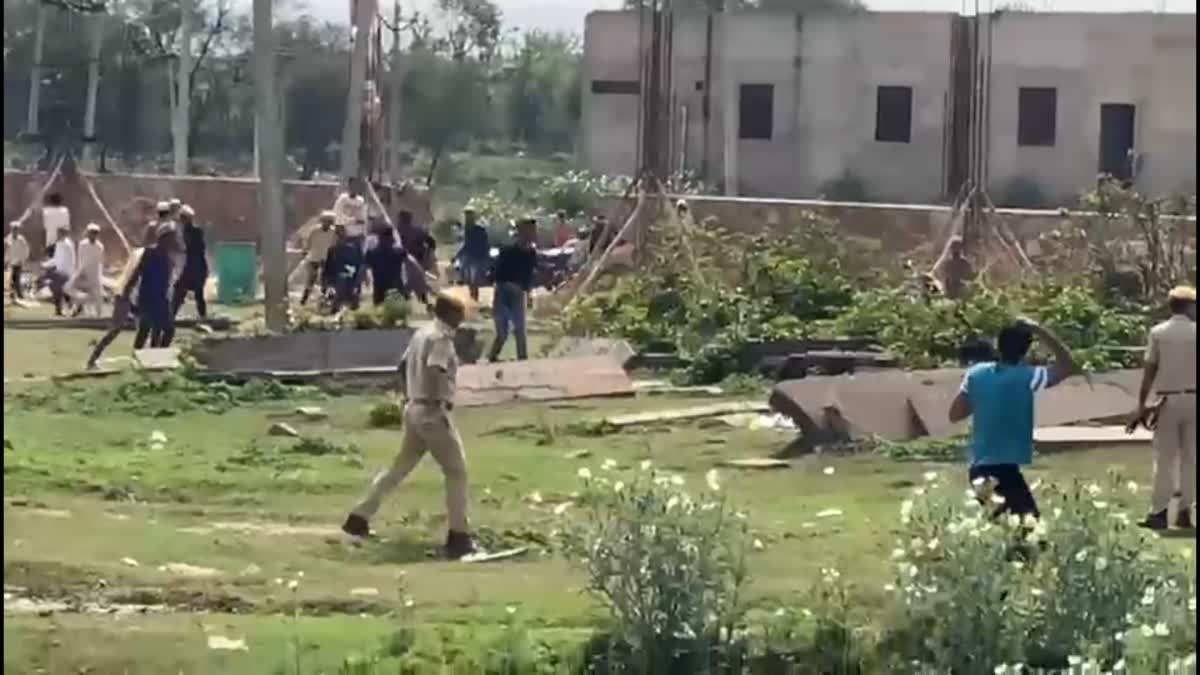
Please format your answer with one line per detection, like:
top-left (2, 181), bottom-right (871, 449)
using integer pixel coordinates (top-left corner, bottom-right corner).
top-left (254, 0), bottom-right (288, 331)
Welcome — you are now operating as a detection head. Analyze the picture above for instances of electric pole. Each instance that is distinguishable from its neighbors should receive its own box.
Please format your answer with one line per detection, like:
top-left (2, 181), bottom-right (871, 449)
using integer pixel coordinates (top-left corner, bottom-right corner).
top-left (340, 0), bottom-right (376, 181)
top-left (253, 0), bottom-right (287, 331)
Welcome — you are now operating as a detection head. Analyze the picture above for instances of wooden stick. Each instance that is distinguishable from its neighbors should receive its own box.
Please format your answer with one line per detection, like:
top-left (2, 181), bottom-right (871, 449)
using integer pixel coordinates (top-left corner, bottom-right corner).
top-left (566, 188), bottom-right (649, 303)
top-left (12, 154), bottom-right (66, 228)
top-left (80, 173), bottom-right (132, 256)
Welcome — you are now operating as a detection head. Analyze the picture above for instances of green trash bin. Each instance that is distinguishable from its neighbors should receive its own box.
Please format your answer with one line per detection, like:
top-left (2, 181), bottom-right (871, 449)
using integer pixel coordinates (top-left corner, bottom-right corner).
top-left (216, 241), bottom-right (257, 305)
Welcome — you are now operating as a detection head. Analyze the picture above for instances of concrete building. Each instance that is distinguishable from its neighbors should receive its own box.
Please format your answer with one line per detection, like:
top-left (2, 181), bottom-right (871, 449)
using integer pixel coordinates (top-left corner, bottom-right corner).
top-left (581, 9), bottom-right (1197, 206)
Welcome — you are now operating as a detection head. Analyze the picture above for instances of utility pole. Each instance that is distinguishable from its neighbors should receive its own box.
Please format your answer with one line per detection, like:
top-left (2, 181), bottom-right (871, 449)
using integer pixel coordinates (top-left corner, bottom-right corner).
top-left (172, 0), bottom-right (194, 176)
top-left (388, 0), bottom-right (403, 183)
top-left (27, 1), bottom-right (48, 136)
top-left (340, 0), bottom-right (375, 181)
top-left (81, 10), bottom-right (104, 170)
top-left (721, 12), bottom-right (738, 197)
top-left (253, 0), bottom-right (287, 331)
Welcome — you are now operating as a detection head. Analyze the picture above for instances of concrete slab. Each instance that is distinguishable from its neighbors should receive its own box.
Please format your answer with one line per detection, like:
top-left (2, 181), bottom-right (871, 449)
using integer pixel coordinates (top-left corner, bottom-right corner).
top-left (193, 327), bottom-right (480, 374)
top-left (457, 356), bottom-right (634, 407)
top-left (550, 337), bottom-right (636, 366)
top-left (770, 369), bottom-right (1143, 442)
top-left (135, 348), bottom-right (181, 371)
top-left (1035, 425), bottom-right (1152, 445)
top-left (604, 401), bottom-right (768, 428)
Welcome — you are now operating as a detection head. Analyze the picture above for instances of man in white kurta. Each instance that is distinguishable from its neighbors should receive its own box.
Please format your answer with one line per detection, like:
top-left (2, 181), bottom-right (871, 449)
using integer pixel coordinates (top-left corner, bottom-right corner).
top-left (333, 177), bottom-right (368, 238)
top-left (71, 223), bottom-right (106, 317)
top-left (42, 227), bottom-right (76, 315)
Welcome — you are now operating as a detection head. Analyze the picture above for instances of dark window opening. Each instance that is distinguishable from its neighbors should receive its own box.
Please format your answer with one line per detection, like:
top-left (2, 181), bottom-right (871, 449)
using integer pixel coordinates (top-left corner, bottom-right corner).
top-left (1018, 87), bottom-right (1057, 146)
top-left (695, 80), bottom-right (705, 91)
top-left (739, 84), bottom-right (773, 140)
top-left (591, 80), bottom-right (640, 95)
top-left (874, 86), bottom-right (913, 143)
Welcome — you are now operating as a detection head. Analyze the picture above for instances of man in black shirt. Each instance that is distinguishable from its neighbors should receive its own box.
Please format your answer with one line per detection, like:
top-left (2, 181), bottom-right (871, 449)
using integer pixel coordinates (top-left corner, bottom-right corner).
top-left (171, 205), bottom-right (208, 319)
top-left (365, 224), bottom-right (407, 305)
top-left (323, 224), bottom-right (365, 312)
top-left (487, 217), bottom-right (538, 362)
top-left (397, 210), bottom-right (437, 304)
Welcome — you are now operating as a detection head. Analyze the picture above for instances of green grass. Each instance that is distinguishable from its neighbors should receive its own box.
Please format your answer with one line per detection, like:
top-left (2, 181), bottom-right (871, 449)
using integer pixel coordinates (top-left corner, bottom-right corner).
top-left (3, 326), bottom-right (1194, 674)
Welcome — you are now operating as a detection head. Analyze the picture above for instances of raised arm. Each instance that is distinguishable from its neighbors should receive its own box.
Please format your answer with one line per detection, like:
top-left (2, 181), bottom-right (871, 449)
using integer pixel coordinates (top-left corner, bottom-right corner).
top-left (1020, 318), bottom-right (1076, 388)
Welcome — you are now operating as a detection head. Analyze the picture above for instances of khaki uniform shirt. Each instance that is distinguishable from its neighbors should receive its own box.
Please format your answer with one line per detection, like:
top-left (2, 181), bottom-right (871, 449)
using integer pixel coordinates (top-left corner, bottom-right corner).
top-left (402, 320), bottom-right (458, 405)
top-left (1147, 314), bottom-right (1197, 393)
top-left (306, 227), bottom-right (337, 263)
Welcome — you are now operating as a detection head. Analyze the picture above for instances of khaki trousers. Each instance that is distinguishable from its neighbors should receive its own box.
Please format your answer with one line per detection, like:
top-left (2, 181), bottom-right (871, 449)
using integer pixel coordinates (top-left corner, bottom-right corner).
top-left (352, 401), bottom-right (470, 533)
top-left (1151, 393), bottom-right (1197, 516)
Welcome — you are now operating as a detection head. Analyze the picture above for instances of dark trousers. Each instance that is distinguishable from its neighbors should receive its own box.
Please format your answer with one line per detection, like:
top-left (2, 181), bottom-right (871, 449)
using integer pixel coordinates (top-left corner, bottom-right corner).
top-left (171, 273), bottom-right (207, 319)
top-left (133, 304), bottom-right (174, 350)
top-left (44, 270), bottom-right (70, 315)
top-left (969, 464), bottom-right (1040, 518)
top-left (300, 261), bottom-right (324, 305)
top-left (488, 284), bottom-right (528, 361)
top-left (9, 265), bottom-right (23, 299)
top-left (330, 278), bottom-right (360, 313)
top-left (87, 297), bottom-right (133, 367)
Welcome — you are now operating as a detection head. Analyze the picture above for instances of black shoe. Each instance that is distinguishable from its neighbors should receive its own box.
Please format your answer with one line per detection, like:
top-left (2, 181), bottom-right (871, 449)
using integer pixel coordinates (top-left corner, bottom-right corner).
top-left (1139, 510), bottom-right (1169, 531)
top-left (444, 530), bottom-right (478, 560)
top-left (341, 514), bottom-right (371, 538)
top-left (1176, 510), bottom-right (1194, 530)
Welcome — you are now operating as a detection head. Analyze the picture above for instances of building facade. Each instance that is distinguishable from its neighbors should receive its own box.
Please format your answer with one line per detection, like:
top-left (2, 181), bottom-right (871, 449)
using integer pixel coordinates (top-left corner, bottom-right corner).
top-left (581, 10), bottom-right (1197, 206)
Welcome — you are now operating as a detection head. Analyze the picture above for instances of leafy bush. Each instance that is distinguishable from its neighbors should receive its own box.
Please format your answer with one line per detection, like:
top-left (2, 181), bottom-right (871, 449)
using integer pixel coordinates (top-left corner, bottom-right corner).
top-left (557, 463), bottom-right (751, 673)
top-left (877, 471), bottom-right (1196, 673)
top-left (368, 400), bottom-right (406, 429)
top-left (379, 292), bottom-right (413, 328)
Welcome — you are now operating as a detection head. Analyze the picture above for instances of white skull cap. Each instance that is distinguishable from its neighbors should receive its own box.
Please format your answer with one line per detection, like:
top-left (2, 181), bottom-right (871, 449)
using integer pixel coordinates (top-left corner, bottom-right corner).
top-left (85, 222), bottom-right (101, 232)
top-left (169, 198), bottom-right (182, 207)
top-left (155, 201), bottom-right (170, 212)
top-left (180, 204), bottom-right (195, 217)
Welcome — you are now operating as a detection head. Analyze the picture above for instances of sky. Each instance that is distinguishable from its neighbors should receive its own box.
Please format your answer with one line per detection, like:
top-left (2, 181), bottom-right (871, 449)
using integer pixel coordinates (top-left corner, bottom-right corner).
top-left (281, 0), bottom-right (1192, 35)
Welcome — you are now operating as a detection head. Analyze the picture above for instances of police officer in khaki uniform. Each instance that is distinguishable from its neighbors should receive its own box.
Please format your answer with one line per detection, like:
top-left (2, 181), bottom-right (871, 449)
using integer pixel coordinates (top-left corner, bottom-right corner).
top-left (1133, 285), bottom-right (1196, 530)
top-left (342, 292), bottom-right (478, 558)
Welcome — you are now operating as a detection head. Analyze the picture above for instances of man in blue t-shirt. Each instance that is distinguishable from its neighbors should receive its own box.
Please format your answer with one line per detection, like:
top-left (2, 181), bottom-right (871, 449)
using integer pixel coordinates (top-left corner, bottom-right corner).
top-left (949, 318), bottom-right (1076, 518)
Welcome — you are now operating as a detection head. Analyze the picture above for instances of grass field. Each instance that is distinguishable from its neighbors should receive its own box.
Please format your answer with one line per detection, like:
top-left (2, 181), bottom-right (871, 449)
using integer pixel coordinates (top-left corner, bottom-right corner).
top-left (3, 321), bottom-right (1194, 674)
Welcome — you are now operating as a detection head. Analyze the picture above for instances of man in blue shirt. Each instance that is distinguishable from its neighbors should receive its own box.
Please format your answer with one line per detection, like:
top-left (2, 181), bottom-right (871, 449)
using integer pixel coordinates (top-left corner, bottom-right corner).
top-left (949, 318), bottom-right (1076, 518)
top-left (457, 206), bottom-right (490, 302)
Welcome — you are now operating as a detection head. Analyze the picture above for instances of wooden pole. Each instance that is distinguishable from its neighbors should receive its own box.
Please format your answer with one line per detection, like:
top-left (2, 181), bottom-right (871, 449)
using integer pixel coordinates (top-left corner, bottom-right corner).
top-left (720, 13), bottom-right (737, 196)
top-left (81, 12), bottom-right (104, 170)
top-left (254, 0), bottom-right (287, 331)
top-left (172, 0), bottom-right (194, 176)
top-left (27, 1), bottom-right (48, 136)
top-left (340, 0), bottom-right (375, 180)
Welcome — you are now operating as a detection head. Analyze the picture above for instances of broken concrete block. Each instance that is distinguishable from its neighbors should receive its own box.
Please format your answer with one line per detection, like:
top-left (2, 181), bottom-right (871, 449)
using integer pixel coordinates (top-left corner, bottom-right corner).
top-left (718, 458), bottom-right (791, 469)
top-left (134, 348), bottom-right (181, 371)
top-left (550, 337), bottom-right (636, 366)
top-left (268, 423), bottom-right (300, 438)
top-left (294, 406), bottom-right (328, 421)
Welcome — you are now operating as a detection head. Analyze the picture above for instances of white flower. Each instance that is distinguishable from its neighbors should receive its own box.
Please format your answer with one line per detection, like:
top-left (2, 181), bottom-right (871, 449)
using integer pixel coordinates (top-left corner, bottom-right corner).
top-left (1074, 549), bottom-right (1089, 562)
top-left (926, 538), bottom-right (939, 551)
top-left (972, 477), bottom-right (987, 487)
top-left (773, 608), bottom-right (787, 617)
top-left (883, 583), bottom-right (896, 592)
top-left (1141, 624), bottom-right (1155, 638)
top-left (601, 459), bottom-right (617, 471)
top-left (207, 635), bottom-right (248, 651)
top-left (823, 466), bottom-right (836, 476)
top-left (1031, 588), bottom-right (1044, 597)
top-left (528, 491), bottom-right (543, 504)
top-left (1006, 513), bottom-right (1022, 528)
top-left (1154, 622), bottom-right (1170, 637)
top-left (1181, 548), bottom-right (1193, 561)
top-left (1052, 507), bottom-right (1063, 519)
top-left (990, 494), bottom-right (1007, 505)
top-left (577, 467), bottom-right (592, 480)
top-left (1188, 596), bottom-right (1196, 612)
top-left (150, 430), bottom-right (168, 444)
top-left (613, 481), bottom-right (625, 493)
top-left (1092, 500), bottom-right (1109, 509)
top-left (1095, 557), bottom-right (1109, 571)
top-left (913, 487), bottom-right (926, 497)
top-left (892, 548), bottom-right (906, 560)
top-left (753, 539), bottom-right (765, 551)
top-left (1086, 482), bottom-right (1102, 497)
top-left (506, 605), bottom-right (517, 615)
top-left (705, 469), bottom-right (721, 491)
top-left (297, 571), bottom-right (304, 578)
top-left (1068, 656), bottom-right (1083, 667)
top-left (403, 597), bottom-right (415, 608)
top-left (1113, 658), bottom-right (1126, 671)
top-left (1126, 481), bottom-right (1139, 494)
top-left (287, 579), bottom-right (299, 590)
top-left (817, 508), bottom-right (843, 518)
top-left (924, 471), bottom-right (938, 482)
top-left (640, 460), bottom-right (653, 471)
top-left (1012, 561), bottom-right (1025, 571)
top-left (900, 500), bottom-right (914, 523)
top-left (553, 502), bottom-right (572, 516)
top-left (1111, 512), bottom-right (1131, 525)
top-left (670, 474), bottom-right (685, 486)
top-left (666, 496), bottom-right (679, 511)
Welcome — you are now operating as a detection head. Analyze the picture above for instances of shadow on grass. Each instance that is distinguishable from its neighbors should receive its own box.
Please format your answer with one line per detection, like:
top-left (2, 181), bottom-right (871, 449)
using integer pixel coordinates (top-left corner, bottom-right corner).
top-left (317, 530), bottom-right (437, 566)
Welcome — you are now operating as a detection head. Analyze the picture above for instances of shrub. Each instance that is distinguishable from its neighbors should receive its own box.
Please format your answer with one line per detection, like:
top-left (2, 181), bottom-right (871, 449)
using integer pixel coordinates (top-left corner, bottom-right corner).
top-left (557, 463), bottom-right (751, 674)
top-left (877, 471), bottom-right (1196, 673)
top-left (379, 292), bottom-right (413, 328)
top-left (368, 400), bottom-right (405, 428)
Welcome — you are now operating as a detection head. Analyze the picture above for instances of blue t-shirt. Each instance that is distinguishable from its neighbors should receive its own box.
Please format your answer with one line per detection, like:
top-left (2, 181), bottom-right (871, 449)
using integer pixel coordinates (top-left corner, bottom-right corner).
top-left (961, 362), bottom-right (1049, 467)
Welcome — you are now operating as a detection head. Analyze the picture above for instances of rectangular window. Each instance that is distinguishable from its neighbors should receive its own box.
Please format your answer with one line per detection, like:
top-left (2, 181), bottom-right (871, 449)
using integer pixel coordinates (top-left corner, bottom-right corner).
top-left (738, 84), bottom-right (774, 140)
top-left (874, 86), bottom-right (913, 143)
top-left (1018, 87), bottom-right (1057, 146)
top-left (590, 80), bottom-right (640, 95)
